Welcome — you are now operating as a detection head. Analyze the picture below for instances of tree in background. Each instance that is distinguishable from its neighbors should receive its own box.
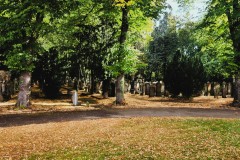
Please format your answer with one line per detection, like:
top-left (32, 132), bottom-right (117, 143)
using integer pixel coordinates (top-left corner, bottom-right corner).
top-left (0, 0), bottom-right (78, 106)
top-left (194, 22), bottom-right (235, 82)
top-left (147, 11), bottom-right (178, 81)
top-left (164, 50), bottom-right (206, 98)
top-left (112, 0), bottom-right (165, 104)
top-left (203, 0), bottom-right (240, 105)
top-left (33, 48), bottom-right (67, 99)
top-left (146, 3), bottom-right (208, 98)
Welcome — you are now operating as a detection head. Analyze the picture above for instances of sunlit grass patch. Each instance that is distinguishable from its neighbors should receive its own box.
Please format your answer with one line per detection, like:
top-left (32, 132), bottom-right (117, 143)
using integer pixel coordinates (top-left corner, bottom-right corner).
top-left (14, 118), bottom-right (240, 159)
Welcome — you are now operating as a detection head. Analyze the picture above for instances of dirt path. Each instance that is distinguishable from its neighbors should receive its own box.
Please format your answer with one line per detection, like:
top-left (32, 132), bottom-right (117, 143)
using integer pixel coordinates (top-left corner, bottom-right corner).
top-left (0, 107), bottom-right (239, 128)
top-left (1, 91), bottom-right (239, 127)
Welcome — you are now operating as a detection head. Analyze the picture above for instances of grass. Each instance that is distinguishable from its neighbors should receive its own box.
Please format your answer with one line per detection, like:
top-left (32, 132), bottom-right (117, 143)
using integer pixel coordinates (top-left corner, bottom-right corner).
top-left (22, 118), bottom-right (240, 160)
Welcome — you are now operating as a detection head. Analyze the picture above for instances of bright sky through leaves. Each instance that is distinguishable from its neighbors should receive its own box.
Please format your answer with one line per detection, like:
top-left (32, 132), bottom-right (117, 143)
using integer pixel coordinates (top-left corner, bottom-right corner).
top-left (166, 0), bottom-right (209, 21)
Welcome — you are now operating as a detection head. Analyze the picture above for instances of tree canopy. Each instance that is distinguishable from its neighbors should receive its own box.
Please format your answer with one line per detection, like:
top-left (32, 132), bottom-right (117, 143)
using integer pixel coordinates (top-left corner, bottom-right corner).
top-left (1, 0), bottom-right (240, 106)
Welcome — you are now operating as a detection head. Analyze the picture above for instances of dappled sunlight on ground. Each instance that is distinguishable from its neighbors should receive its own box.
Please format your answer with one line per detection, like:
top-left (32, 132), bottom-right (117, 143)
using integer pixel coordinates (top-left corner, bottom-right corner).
top-left (91, 93), bottom-right (234, 110)
top-left (0, 86), bottom-right (235, 115)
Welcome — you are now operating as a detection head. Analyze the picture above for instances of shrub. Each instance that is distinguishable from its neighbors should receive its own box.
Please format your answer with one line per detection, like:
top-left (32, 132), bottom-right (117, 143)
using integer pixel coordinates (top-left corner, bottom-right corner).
top-left (164, 51), bottom-right (206, 98)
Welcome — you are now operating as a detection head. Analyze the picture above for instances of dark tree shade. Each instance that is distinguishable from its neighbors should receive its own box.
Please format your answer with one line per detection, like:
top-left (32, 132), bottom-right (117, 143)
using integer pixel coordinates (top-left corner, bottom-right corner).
top-left (164, 50), bottom-right (207, 98)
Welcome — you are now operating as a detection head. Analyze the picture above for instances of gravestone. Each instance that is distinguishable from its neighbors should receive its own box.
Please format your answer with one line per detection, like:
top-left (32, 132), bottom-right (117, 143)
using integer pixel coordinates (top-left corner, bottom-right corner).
top-left (87, 83), bottom-right (91, 93)
top-left (95, 82), bottom-right (100, 93)
top-left (102, 79), bottom-right (109, 98)
top-left (135, 82), bottom-right (140, 94)
top-left (109, 82), bottom-right (115, 97)
top-left (72, 90), bottom-right (78, 106)
top-left (210, 82), bottom-right (214, 96)
top-left (130, 80), bottom-right (135, 94)
top-left (0, 71), bottom-right (12, 102)
top-left (149, 84), bottom-right (156, 97)
top-left (128, 83), bottom-right (131, 92)
top-left (222, 82), bottom-right (227, 98)
top-left (203, 83), bottom-right (207, 96)
top-left (227, 82), bottom-right (232, 96)
top-left (139, 82), bottom-right (142, 94)
top-left (204, 83), bottom-right (209, 96)
top-left (141, 80), bottom-right (145, 96)
top-left (84, 83), bottom-right (88, 92)
top-left (165, 90), bottom-right (170, 97)
top-left (214, 82), bottom-right (221, 98)
top-left (206, 82), bottom-right (211, 96)
top-left (231, 81), bottom-right (235, 98)
top-left (156, 82), bottom-right (162, 97)
top-left (145, 82), bottom-right (150, 95)
top-left (124, 82), bottom-right (129, 93)
top-left (0, 81), bottom-right (3, 102)
top-left (233, 76), bottom-right (240, 105)
top-left (79, 81), bottom-right (84, 90)
top-left (161, 82), bottom-right (165, 96)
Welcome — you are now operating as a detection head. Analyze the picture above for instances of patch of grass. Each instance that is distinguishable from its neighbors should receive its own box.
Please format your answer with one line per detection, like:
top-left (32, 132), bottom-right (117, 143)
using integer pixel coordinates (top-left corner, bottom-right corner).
top-left (21, 118), bottom-right (240, 159)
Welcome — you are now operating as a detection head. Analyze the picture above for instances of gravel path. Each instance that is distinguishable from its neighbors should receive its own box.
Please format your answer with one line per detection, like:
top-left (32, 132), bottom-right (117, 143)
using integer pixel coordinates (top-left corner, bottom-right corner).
top-left (0, 107), bottom-right (240, 127)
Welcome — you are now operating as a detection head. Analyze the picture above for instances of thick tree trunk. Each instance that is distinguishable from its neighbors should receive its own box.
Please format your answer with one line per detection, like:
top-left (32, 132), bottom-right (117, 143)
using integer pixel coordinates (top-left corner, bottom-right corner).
top-left (233, 74), bottom-right (240, 106)
top-left (225, 1), bottom-right (240, 106)
top-left (16, 72), bottom-right (31, 108)
top-left (116, 74), bottom-right (125, 105)
top-left (115, 4), bottom-right (129, 105)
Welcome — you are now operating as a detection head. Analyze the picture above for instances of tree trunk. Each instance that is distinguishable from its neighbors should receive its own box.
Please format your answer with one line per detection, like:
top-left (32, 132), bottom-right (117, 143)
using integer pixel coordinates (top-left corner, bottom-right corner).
top-left (16, 72), bottom-right (31, 108)
top-left (115, 4), bottom-right (129, 105)
top-left (225, 1), bottom-right (240, 106)
top-left (233, 74), bottom-right (240, 106)
top-left (116, 74), bottom-right (125, 105)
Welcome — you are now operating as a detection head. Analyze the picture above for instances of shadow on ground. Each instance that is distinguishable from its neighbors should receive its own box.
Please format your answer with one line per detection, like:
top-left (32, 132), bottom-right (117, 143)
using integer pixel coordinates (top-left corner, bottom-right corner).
top-left (0, 107), bottom-right (240, 128)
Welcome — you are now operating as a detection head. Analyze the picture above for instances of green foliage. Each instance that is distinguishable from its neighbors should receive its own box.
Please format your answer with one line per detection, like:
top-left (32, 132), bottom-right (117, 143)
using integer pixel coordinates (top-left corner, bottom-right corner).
top-left (146, 13), bottom-right (194, 81)
top-left (164, 51), bottom-right (206, 98)
top-left (4, 45), bottom-right (35, 72)
top-left (104, 44), bottom-right (146, 77)
top-left (195, 4), bottom-right (237, 81)
top-left (0, 0), bottom-right (78, 72)
top-left (200, 0), bottom-right (240, 77)
top-left (33, 48), bottom-right (66, 99)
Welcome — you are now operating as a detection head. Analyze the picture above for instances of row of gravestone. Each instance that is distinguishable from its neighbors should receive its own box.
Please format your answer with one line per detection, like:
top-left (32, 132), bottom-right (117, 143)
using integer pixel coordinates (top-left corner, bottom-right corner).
top-left (67, 78), bottom-right (233, 98)
top-left (77, 81), bottom-right (166, 97)
top-left (128, 81), bottom-right (165, 97)
top-left (204, 82), bottom-right (233, 98)
top-left (82, 81), bottom-right (166, 97)
top-left (128, 81), bottom-right (233, 98)
top-left (0, 70), bottom-right (18, 102)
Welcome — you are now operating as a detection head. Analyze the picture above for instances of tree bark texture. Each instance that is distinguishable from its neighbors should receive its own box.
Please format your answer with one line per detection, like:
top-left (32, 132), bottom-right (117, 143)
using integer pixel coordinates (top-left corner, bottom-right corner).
top-left (116, 4), bottom-right (129, 105)
top-left (233, 74), bottom-right (240, 106)
top-left (225, 1), bottom-right (240, 106)
top-left (16, 72), bottom-right (31, 108)
top-left (116, 74), bottom-right (125, 105)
